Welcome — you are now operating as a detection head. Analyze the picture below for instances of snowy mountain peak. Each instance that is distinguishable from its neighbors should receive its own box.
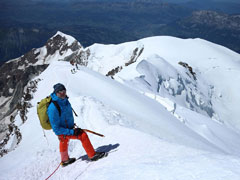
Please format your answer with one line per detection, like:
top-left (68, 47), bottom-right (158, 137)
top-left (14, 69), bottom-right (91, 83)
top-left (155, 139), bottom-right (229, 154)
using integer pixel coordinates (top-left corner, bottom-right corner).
top-left (52, 31), bottom-right (79, 46)
top-left (42, 31), bottom-right (82, 64)
top-left (85, 35), bottom-right (240, 131)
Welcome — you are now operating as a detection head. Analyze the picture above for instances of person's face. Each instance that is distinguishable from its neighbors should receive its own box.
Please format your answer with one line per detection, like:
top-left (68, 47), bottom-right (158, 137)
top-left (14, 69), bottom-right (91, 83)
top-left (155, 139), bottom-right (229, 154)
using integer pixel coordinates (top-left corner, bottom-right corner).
top-left (56, 90), bottom-right (67, 99)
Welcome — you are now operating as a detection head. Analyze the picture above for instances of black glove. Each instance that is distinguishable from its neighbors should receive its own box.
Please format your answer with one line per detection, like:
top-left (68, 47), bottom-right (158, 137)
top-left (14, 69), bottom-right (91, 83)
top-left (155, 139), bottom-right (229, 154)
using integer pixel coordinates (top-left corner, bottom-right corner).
top-left (74, 128), bottom-right (83, 136)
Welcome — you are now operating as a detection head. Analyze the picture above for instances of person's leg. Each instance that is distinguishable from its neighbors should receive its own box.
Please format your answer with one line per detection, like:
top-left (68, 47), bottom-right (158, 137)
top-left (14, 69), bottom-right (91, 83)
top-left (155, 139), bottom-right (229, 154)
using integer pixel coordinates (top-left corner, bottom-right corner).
top-left (68, 132), bottom-right (96, 158)
top-left (58, 135), bottom-right (70, 162)
top-left (78, 132), bottom-right (96, 158)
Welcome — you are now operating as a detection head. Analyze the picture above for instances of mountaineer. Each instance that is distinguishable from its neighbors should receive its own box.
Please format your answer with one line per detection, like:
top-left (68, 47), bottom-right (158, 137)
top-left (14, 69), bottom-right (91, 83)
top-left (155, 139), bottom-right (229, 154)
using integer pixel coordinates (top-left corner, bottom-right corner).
top-left (47, 83), bottom-right (105, 167)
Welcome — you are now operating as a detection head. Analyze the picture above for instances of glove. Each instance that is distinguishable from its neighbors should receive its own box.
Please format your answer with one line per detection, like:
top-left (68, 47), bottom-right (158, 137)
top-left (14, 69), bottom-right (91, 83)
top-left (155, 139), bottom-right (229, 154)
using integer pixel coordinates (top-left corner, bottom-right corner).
top-left (74, 128), bottom-right (83, 136)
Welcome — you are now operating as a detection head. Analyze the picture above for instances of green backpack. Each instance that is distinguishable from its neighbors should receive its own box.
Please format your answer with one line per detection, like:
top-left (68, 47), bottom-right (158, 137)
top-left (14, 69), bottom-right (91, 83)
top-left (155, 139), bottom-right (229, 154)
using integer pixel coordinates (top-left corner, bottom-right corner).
top-left (37, 96), bottom-right (61, 130)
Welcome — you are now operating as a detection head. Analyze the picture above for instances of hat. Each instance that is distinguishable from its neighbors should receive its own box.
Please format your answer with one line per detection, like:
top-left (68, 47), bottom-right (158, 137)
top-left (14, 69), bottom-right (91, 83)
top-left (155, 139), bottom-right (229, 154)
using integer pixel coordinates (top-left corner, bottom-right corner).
top-left (53, 83), bottom-right (66, 93)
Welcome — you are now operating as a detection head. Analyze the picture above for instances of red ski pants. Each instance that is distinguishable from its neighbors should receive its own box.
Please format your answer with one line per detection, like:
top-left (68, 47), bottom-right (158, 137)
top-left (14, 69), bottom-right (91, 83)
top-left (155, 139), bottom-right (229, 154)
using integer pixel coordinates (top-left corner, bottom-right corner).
top-left (58, 131), bottom-right (96, 162)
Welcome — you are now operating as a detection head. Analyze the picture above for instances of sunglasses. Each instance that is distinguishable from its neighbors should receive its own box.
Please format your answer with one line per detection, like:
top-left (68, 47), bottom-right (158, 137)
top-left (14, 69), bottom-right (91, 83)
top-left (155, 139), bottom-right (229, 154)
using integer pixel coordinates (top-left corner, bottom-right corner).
top-left (58, 90), bottom-right (66, 94)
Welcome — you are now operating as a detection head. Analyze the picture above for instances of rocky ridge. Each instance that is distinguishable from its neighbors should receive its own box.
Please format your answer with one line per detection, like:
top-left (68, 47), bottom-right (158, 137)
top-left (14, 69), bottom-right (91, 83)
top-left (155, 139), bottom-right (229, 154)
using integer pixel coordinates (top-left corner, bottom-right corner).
top-left (187, 10), bottom-right (240, 30)
top-left (0, 31), bottom-right (83, 156)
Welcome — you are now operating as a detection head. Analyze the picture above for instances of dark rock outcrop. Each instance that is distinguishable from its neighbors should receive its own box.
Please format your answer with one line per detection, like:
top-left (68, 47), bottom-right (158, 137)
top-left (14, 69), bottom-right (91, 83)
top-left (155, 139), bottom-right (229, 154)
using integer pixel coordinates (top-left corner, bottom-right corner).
top-left (106, 46), bottom-right (144, 78)
top-left (0, 32), bottom-right (83, 156)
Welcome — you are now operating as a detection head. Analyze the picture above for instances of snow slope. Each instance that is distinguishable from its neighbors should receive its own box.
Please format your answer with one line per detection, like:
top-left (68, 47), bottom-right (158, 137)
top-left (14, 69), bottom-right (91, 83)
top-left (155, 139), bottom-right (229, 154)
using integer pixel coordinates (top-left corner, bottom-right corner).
top-left (1, 61), bottom-right (240, 180)
top-left (85, 36), bottom-right (240, 132)
top-left (1, 34), bottom-right (240, 179)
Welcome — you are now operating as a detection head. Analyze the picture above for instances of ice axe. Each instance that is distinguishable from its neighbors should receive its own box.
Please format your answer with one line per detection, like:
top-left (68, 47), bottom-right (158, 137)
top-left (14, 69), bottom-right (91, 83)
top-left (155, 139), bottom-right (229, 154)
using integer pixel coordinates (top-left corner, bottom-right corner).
top-left (74, 124), bottom-right (105, 137)
top-left (83, 129), bottom-right (105, 137)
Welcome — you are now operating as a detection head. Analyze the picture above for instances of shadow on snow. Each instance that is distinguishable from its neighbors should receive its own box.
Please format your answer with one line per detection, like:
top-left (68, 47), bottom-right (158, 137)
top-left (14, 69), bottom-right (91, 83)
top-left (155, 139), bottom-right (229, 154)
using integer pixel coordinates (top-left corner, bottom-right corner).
top-left (78, 143), bottom-right (120, 161)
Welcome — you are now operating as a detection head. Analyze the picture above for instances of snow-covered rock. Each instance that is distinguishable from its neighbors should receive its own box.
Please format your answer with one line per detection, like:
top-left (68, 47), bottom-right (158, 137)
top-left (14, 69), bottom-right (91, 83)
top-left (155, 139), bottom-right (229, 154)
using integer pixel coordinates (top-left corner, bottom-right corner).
top-left (0, 31), bottom-right (82, 156)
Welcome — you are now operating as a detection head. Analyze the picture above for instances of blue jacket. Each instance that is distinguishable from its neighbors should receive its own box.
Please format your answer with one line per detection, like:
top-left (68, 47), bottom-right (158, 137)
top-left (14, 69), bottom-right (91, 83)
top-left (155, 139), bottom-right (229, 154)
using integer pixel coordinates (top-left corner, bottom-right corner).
top-left (47, 93), bottom-right (74, 135)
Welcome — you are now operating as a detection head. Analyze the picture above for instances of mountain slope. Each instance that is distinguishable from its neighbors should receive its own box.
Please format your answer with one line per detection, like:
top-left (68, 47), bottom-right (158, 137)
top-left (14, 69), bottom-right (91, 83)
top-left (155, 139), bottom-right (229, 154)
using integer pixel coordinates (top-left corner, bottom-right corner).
top-left (84, 36), bottom-right (240, 132)
top-left (1, 61), bottom-right (240, 179)
top-left (1, 32), bottom-right (240, 179)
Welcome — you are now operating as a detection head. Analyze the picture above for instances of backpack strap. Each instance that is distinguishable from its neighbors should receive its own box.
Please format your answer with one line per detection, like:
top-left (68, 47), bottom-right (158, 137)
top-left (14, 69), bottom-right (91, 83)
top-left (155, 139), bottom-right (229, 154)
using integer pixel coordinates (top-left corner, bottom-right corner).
top-left (50, 100), bottom-right (61, 117)
top-left (50, 100), bottom-right (69, 128)
top-left (50, 99), bottom-right (70, 129)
